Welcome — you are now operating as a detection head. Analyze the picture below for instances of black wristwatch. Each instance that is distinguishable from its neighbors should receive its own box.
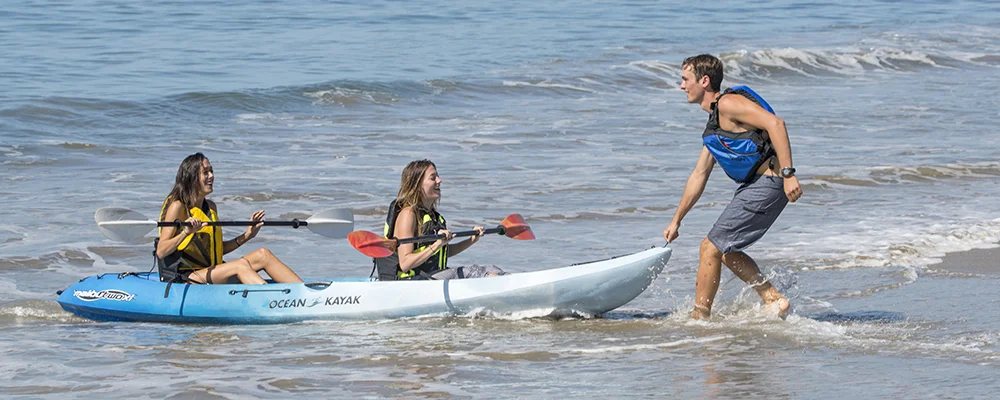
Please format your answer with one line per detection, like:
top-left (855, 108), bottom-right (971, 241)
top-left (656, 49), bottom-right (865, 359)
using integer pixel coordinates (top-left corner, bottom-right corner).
top-left (780, 167), bottom-right (796, 178)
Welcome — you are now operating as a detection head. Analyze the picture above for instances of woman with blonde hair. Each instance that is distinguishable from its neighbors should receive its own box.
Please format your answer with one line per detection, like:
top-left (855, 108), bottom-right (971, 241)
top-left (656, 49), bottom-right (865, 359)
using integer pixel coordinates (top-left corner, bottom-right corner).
top-left (374, 159), bottom-right (505, 281)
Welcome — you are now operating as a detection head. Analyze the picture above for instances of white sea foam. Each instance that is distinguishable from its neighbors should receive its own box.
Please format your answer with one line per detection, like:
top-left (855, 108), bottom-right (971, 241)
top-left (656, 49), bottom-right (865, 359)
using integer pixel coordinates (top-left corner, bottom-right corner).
top-left (304, 87), bottom-right (400, 106)
top-left (566, 334), bottom-right (734, 354)
top-left (502, 80), bottom-right (597, 93)
top-left (622, 59), bottom-right (680, 79)
top-left (0, 279), bottom-right (50, 301)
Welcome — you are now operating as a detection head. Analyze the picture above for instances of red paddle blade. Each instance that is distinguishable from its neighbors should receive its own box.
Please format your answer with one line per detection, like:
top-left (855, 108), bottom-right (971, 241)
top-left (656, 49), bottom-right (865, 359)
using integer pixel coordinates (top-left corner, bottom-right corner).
top-left (500, 214), bottom-right (535, 240)
top-left (347, 230), bottom-right (396, 258)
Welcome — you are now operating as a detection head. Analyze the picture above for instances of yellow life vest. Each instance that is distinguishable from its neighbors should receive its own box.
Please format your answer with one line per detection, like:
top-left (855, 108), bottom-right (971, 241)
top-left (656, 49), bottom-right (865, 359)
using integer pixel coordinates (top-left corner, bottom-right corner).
top-left (395, 211), bottom-right (448, 279)
top-left (159, 196), bottom-right (224, 271)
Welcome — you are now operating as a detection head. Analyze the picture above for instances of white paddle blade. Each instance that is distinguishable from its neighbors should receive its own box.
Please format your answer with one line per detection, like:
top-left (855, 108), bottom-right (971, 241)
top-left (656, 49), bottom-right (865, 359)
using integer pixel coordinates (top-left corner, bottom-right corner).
top-left (306, 208), bottom-right (355, 238)
top-left (94, 207), bottom-right (157, 242)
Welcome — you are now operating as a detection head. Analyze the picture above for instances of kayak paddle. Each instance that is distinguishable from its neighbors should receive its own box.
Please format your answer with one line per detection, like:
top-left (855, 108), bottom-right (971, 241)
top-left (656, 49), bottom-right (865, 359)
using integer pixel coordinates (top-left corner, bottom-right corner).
top-left (347, 213), bottom-right (535, 258)
top-left (95, 207), bottom-right (355, 242)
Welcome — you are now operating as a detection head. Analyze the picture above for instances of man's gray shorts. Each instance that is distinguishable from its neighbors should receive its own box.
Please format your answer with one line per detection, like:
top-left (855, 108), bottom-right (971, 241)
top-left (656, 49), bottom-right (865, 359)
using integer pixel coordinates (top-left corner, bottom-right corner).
top-left (430, 265), bottom-right (507, 280)
top-left (707, 175), bottom-right (788, 254)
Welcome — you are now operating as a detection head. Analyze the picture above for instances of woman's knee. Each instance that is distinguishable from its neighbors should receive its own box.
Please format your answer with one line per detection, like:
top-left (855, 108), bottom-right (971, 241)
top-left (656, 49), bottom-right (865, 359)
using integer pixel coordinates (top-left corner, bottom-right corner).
top-left (237, 258), bottom-right (256, 273)
top-left (485, 266), bottom-right (506, 275)
top-left (465, 265), bottom-right (505, 278)
top-left (248, 247), bottom-right (275, 262)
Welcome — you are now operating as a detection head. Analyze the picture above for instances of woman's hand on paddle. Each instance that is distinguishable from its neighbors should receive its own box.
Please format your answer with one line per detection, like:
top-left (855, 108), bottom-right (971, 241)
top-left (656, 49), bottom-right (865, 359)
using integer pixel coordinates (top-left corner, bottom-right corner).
top-left (435, 229), bottom-right (455, 247)
top-left (183, 217), bottom-right (204, 236)
top-left (244, 210), bottom-right (266, 240)
top-left (468, 226), bottom-right (485, 245)
top-left (663, 222), bottom-right (680, 244)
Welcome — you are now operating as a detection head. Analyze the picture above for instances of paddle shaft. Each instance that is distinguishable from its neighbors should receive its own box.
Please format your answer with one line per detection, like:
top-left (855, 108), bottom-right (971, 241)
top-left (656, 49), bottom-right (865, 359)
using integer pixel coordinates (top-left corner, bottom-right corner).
top-left (160, 220), bottom-right (313, 228)
top-left (397, 225), bottom-right (506, 246)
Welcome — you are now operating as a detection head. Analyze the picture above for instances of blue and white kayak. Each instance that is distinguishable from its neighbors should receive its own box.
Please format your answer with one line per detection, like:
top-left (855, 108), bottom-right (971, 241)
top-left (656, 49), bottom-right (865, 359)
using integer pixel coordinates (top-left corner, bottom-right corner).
top-left (56, 246), bottom-right (671, 324)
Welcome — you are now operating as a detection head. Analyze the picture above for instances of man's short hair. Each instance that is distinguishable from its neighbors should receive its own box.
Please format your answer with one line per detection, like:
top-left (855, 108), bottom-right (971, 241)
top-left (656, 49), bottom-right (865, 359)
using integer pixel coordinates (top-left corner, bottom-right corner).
top-left (682, 54), bottom-right (723, 92)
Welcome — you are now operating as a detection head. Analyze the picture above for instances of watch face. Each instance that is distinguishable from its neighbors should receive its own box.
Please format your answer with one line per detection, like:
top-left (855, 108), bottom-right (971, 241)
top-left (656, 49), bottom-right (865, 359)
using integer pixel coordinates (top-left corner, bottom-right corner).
top-left (781, 168), bottom-right (795, 177)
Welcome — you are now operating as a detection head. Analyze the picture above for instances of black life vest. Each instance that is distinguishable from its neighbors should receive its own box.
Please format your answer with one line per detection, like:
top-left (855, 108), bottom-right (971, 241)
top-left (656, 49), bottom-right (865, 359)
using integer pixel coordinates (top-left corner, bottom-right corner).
top-left (373, 200), bottom-right (448, 280)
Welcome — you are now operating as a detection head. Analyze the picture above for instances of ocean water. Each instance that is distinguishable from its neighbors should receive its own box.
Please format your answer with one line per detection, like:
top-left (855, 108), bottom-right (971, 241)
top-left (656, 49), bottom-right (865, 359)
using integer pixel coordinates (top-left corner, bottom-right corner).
top-left (2, 0), bottom-right (1000, 398)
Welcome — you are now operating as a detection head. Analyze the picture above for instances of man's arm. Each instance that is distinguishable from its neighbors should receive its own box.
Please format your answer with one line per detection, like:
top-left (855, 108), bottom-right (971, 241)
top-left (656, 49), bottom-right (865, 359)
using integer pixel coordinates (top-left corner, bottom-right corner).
top-left (663, 147), bottom-right (715, 242)
top-left (718, 95), bottom-right (803, 202)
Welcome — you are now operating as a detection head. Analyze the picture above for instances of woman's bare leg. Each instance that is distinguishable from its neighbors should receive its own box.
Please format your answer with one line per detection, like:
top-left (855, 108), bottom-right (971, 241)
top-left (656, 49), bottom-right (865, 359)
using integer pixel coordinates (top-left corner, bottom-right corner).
top-left (243, 248), bottom-right (302, 283)
top-left (186, 248), bottom-right (301, 284)
top-left (187, 258), bottom-right (267, 284)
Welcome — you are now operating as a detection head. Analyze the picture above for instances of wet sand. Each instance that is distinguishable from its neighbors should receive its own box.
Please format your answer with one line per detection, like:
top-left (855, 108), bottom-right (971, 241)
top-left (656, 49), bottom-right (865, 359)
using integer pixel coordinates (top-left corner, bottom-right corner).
top-left (931, 244), bottom-right (1000, 276)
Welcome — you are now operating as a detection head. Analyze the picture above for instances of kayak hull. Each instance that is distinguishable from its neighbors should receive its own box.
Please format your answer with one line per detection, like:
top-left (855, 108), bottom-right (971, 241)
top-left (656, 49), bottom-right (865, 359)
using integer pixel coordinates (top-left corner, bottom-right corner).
top-left (57, 247), bottom-right (671, 324)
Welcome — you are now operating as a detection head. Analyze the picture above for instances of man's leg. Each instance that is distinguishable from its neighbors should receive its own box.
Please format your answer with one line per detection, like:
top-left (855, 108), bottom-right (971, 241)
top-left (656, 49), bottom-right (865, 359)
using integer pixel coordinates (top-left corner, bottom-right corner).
top-left (704, 175), bottom-right (790, 318)
top-left (693, 238), bottom-right (724, 319)
top-left (721, 251), bottom-right (789, 317)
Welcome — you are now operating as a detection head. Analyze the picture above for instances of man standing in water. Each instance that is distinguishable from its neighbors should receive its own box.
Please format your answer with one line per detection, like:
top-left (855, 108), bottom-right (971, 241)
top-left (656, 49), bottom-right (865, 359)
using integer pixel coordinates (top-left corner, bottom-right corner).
top-left (662, 54), bottom-right (802, 319)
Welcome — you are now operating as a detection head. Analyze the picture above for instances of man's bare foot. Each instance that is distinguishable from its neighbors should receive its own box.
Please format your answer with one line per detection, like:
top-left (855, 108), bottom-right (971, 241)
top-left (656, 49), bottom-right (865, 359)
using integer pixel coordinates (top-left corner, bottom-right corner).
top-left (764, 297), bottom-right (790, 319)
top-left (691, 305), bottom-right (711, 320)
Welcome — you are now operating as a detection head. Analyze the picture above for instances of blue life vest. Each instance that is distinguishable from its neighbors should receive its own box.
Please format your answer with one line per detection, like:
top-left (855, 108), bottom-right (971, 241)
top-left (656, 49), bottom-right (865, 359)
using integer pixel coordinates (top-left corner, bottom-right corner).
top-left (702, 86), bottom-right (777, 183)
